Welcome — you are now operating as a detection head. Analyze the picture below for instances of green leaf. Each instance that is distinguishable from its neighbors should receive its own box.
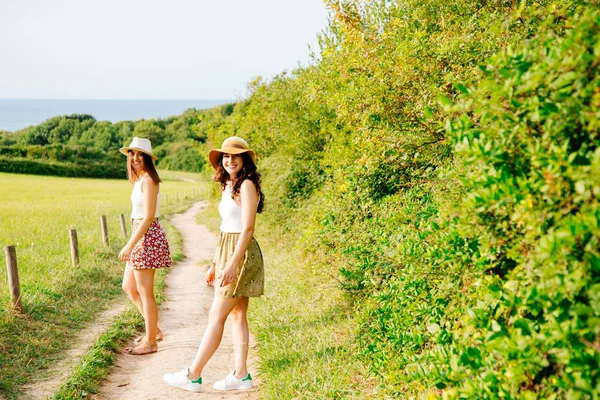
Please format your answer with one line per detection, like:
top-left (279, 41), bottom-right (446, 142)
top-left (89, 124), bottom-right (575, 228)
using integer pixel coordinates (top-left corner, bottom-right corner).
top-left (513, 319), bottom-right (532, 335)
top-left (488, 284), bottom-right (501, 292)
top-left (438, 94), bottom-right (453, 107)
top-left (424, 106), bottom-right (434, 119)
top-left (588, 284), bottom-right (600, 315)
top-left (550, 71), bottom-right (577, 89)
top-left (453, 82), bottom-right (468, 94)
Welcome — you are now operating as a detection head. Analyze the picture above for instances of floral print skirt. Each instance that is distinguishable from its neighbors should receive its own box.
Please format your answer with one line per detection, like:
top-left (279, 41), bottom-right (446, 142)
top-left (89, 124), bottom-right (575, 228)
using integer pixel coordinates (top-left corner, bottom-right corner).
top-left (127, 219), bottom-right (172, 270)
top-left (214, 232), bottom-right (264, 298)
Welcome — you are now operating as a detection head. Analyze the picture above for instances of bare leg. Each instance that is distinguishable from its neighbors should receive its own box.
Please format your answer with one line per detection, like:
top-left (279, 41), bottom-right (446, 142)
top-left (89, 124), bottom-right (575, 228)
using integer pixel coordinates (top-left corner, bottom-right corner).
top-left (230, 297), bottom-right (249, 378)
top-left (188, 296), bottom-right (243, 379)
top-left (124, 266), bottom-right (163, 342)
top-left (133, 269), bottom-right (158, 347)
top-left (122, 266), bottom-right (144, 314)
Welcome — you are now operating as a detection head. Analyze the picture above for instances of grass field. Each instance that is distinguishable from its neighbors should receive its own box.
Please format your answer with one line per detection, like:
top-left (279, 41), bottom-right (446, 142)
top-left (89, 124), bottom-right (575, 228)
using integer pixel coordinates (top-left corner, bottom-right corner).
top-left (0, 171), bottom-right (207, 398)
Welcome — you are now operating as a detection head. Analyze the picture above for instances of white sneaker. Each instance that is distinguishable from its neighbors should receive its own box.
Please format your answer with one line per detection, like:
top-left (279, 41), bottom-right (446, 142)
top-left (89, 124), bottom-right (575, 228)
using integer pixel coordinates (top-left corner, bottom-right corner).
top-left (163, 367), bottom-right (202, 392)
top-left (213, 371), bottom-right (253, 391)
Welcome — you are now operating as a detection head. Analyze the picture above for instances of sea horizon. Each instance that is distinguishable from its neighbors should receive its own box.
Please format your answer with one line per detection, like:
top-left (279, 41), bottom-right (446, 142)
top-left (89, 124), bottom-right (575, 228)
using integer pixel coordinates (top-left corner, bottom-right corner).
top-left (0, 98), bottom-right (234, 133)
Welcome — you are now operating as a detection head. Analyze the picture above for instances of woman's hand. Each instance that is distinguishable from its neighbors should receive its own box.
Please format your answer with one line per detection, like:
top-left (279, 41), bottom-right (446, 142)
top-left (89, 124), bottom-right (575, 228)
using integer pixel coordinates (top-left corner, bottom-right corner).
top-left (205, 264), bottom-right (216, 285)
top-left (218, 261), bottom-right (238, 287)
top-left (118, 244), bottom-right (133, 261)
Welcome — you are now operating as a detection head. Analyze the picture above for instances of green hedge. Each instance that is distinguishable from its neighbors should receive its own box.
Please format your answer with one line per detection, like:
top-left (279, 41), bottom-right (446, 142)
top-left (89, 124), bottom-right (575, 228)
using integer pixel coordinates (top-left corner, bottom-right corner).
top-left (0, 157), bottom-right (125, 179)
top-left (417, 8), bottom-right (600, 398)
top-left (0, 144), bottom-right (117, 163)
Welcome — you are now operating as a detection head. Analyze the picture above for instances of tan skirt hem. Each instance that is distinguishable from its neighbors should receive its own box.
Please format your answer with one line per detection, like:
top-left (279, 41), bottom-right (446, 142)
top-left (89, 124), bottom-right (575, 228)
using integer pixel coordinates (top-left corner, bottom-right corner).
top-left (214, 232), bottom-right (264, 298)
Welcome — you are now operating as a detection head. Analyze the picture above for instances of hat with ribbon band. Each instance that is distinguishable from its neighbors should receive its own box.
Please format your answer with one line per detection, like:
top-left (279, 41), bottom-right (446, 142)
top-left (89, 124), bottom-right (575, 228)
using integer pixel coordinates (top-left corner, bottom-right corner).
top-left (208, 136), bottom-right (255, 170)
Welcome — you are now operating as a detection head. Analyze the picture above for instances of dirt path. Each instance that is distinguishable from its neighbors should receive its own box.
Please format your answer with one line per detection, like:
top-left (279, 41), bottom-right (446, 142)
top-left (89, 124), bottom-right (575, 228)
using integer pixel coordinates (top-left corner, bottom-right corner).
top-left (95, 201), bottom-right (259, 399)
top-left (19, 299), bottom-right (131, 399)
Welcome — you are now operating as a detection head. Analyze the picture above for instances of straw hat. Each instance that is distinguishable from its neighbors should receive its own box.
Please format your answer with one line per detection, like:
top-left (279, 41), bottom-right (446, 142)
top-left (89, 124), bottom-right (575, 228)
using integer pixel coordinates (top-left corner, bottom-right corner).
top-left (119, 137), bottom-right (157, 161)
top-left (208, 136), bottom-right (256, 170)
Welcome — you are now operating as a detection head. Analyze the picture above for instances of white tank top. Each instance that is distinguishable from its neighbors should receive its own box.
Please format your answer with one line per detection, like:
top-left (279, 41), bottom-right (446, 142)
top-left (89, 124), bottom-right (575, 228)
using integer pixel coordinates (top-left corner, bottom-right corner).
top-left (130, 178), bottom-right (160, 219)
top-left (218, 184), bottom-right (243, 233)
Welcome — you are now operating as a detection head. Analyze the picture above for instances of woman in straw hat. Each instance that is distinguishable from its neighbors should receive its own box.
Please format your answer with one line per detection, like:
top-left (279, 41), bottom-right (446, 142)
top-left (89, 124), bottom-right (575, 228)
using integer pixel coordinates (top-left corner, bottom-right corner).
top-left (164, 136), bottom-right (264, 392)
top-left (118, 136), bottom-right (172, 355)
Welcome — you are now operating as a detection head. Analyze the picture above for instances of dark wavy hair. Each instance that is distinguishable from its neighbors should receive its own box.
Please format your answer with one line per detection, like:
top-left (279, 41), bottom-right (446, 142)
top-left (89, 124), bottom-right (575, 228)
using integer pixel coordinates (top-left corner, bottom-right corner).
top-left (127, 151), bottom-right (162, 184)
top-left (213, 152), bottom-right (265, 213)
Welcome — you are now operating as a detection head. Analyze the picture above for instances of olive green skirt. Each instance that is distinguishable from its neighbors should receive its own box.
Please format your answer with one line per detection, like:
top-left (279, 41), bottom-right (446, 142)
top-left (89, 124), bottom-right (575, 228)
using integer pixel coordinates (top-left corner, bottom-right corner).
top-left (214, 232), bottom-right (264, 298)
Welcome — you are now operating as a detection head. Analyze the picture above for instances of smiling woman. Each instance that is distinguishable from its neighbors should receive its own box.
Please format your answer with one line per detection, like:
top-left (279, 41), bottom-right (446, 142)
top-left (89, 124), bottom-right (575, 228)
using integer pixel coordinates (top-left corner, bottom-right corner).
top-left (117, 137), bottom-right (171, 356)
top-left (164, 136), bottom-right (265, 392)
top-left (0, 170), bottom-right (202, 397)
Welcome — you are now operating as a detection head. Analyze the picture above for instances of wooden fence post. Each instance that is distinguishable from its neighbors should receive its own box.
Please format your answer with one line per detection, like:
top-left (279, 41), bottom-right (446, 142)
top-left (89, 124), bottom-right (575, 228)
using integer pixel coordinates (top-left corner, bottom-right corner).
top-left (69, 229), bottom-right (79, 267)
top-left (184, 190), bottom-right (187, 199)
top-left (119, 214), bottom-right (127, 237)
top-left (176, 192), bottom-right (179, 202)
top-left (165, 194), bottom-right (168, 205)
top-left (4, 245), bottom-right (22, 313)
top-left (192, 188), bottom-right (196, 198)
top-left (100, 215), bottom-right (109, 246)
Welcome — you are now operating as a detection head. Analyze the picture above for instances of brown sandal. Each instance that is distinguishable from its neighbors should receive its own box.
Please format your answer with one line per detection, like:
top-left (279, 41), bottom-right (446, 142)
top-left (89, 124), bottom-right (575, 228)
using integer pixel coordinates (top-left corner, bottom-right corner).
top-left (134, 328), bottom-right (163, 343)
top-left (124, 341), bottom-right (158, 355)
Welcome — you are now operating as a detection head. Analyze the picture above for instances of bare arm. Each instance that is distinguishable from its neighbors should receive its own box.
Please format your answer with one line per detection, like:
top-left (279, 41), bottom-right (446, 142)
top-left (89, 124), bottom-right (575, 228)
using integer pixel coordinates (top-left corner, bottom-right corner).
top-left (118, 177), bottom-right (159, 261)
top-left (218, 180), bottom-right (258, 287)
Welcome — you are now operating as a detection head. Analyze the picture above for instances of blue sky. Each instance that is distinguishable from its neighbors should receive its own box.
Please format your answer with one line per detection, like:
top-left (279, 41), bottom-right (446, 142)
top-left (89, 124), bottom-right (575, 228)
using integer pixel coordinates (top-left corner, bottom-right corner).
top-left (0, 0), bottom-right (329, 100)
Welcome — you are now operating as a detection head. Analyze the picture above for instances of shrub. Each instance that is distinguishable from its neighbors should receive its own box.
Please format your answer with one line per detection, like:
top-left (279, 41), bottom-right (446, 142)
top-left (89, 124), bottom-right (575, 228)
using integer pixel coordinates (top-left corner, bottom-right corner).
top-left (414, 7), bottom-right (600, 398)
top-left (0, 157), bottom-right (124, 179)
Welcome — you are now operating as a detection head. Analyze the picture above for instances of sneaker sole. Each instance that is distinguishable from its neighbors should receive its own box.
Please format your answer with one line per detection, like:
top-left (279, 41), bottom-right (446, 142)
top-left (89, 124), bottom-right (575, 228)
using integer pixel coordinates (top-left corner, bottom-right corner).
top-left (165, 383), bottom-right (202, 393)
top-left (213, 383), bottom-right (253, 391)
top-left (163, 378), bottom-right (202, 393)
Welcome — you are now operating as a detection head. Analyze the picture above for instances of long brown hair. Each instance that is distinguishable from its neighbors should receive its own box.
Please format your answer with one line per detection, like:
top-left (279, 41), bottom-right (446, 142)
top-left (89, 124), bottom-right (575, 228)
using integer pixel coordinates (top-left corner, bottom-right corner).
top-left (127, 151), bottom-right (162, 184)
top-left (214, 152), bottom-right (265, 213)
